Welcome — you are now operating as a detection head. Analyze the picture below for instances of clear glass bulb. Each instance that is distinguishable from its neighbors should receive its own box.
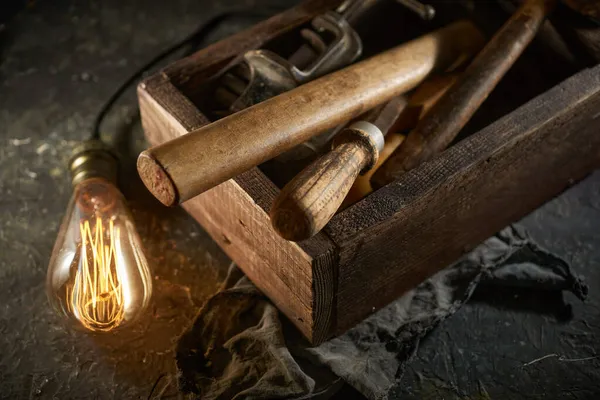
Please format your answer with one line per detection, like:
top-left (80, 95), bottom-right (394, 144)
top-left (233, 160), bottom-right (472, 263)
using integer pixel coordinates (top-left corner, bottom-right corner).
top-left (47, 177), bottom-right (152, 332)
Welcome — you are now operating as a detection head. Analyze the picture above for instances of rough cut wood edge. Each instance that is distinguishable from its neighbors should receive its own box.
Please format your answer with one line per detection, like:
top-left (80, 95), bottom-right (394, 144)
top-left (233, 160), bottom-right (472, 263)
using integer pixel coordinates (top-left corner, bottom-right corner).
top-left (325, 65), bottom-right (600, 334)
top-left (138, 80), bottom-right (338, 343)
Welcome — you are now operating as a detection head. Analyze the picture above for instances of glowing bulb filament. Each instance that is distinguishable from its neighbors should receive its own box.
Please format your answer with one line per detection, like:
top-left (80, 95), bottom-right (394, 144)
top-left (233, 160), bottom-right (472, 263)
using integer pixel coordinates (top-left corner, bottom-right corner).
top-left (47, 177), bottom-right (152, 332)
top-left (68, 216), bottom-right (125, 331)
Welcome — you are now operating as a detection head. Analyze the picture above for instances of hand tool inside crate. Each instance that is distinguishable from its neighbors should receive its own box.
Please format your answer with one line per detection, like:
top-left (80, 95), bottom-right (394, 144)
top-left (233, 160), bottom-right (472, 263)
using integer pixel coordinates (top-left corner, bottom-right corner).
top-left (137, 0), bottom-right (600, 343)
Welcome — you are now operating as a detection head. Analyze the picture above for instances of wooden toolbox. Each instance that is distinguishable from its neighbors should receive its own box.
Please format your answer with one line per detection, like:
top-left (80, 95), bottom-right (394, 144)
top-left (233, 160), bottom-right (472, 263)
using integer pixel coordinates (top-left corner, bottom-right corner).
top-left (138, 0), bottom-right (600, 344)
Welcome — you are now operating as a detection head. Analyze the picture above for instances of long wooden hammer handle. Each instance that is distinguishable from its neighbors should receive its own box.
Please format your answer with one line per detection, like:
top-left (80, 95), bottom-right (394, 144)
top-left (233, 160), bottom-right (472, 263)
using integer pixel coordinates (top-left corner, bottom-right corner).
top-left (137, 20), bottom-right (485, 206)
top-left (371, 0), bottom-right (555, 188)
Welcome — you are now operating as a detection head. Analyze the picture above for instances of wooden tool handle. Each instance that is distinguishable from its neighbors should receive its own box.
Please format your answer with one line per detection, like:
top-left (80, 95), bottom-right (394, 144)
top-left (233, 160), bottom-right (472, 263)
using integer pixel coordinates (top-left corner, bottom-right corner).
top-left (371, 0), bottom-right (555, 188)
top-left (271, 122), bottom-right (384, 241)
top-left (137, 20), bottom-right (485, 206)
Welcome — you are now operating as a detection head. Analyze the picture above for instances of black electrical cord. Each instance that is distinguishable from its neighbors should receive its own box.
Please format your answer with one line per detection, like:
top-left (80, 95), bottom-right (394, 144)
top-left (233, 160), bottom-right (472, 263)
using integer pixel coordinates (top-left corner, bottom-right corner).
top-left (89, 10), bottom-right (274, 141)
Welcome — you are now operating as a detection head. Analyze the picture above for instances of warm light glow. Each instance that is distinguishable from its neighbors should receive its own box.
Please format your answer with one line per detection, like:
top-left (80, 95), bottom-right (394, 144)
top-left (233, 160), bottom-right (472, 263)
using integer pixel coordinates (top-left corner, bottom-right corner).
top-left (47, 177), bottom-right (152, 332)
top-left (67, 216), bottom-right (125, 331)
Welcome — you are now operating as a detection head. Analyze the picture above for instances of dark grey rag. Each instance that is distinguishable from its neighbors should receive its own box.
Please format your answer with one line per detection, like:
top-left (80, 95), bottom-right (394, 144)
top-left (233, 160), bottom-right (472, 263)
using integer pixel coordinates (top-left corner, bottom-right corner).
top-left (176, 225), bottom-right (587, 400)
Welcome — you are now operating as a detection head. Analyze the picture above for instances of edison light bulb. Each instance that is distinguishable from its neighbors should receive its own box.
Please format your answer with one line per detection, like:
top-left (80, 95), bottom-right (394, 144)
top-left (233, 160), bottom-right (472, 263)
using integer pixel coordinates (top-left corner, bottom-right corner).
top-left (47, 141), bottom-right (152, 332)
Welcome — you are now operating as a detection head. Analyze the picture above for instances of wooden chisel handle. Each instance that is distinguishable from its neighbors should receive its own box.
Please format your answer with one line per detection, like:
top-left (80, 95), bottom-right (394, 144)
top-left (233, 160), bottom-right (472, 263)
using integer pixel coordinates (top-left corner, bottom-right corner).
top-left (137, 20), bottom-right (485, 206)
top-left (271, 122), bottom-right (384, 241)
top-left (371, 0), bottom-right (555, 188)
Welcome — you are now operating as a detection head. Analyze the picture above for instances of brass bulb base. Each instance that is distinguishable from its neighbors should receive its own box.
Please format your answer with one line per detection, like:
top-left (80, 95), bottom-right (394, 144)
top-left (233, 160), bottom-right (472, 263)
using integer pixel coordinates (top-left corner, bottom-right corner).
top-left (69, 140), bottom-right (118, 186)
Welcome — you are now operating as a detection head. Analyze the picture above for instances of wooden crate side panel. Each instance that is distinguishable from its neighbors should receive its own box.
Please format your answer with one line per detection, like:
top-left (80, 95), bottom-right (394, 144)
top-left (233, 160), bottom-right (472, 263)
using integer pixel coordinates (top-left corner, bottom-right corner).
top-left (139, 84), bottom-right (318, 340)
top-left (232, 169), bottom-right (340, 344)
top-left (181, 179), bottom-right (316, 339)
top-left (328, 66), bottom-right (600, 334)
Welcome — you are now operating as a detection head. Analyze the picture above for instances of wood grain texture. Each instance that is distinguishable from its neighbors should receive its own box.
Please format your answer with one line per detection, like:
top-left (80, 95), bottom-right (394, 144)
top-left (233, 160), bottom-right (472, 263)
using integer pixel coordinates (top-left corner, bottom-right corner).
top-left (271, 140), bottom-right (373, 241)
top-left (235, 166), bottom-right (339, 343)
top-left (326, 65), bottom-right (600, 334)
top-left (180, 178), bottom-right (315, 338)
top-left (138, 20), bottom-right (485, 206)
top-left (344, 74), bottom-right (458, 205)
top-left (139, 76), bottom-right (338, 343)
top-left (372, 0), bottom-right (554, 187)
top-left (270, 96), bottom-right (408, 241)
top-left (343, 133), bottom-right (406, 206)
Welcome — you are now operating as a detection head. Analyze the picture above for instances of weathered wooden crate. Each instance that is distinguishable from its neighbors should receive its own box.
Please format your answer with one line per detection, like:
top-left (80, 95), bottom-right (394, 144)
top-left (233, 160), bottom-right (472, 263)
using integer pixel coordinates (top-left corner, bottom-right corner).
top-left (138, 0), bottom-right (600, 344)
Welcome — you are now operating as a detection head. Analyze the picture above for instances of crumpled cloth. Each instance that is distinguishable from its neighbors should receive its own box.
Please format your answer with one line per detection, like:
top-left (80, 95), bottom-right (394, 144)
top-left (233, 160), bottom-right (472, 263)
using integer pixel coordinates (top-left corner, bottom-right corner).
top-left (176, 225), bottom-right (587, 400)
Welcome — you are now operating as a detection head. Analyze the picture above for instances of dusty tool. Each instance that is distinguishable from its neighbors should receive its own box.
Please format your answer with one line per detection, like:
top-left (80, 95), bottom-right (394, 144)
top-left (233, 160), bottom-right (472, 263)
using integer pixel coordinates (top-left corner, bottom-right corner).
top-left (217, 0), bottom-right (436, 161)
top-left (343, 73), bottom-right (459, 206)
top-left (371, 0), bottom-right (556, 188)
top-left (270, 73), bottom-right (459, 241)
top-left (138, 20), bottom-right (485, 207)
top-left (270, 96), bottom-right (407, 241)
top-left (215, 0), bottom-right (373, 117)
top-left (218, 3), bottom-right (363, 114)
top-left (218, 0), bottom-right (438, 112)
top-left (213, 0), bottom-right (364, 161)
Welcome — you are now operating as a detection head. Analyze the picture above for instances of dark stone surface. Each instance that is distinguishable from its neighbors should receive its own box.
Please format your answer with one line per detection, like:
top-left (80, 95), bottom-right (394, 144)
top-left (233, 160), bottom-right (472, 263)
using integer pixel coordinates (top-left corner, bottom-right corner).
top-left (395, 171), bottom-right (600, 399)
top-left (0, 0), bottom-right (598, 399)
